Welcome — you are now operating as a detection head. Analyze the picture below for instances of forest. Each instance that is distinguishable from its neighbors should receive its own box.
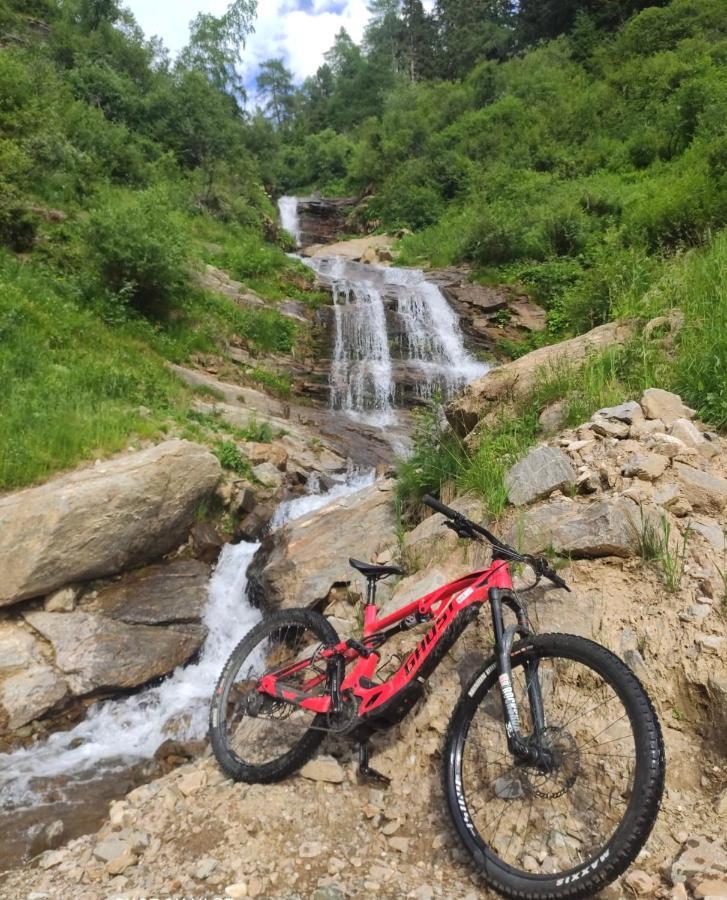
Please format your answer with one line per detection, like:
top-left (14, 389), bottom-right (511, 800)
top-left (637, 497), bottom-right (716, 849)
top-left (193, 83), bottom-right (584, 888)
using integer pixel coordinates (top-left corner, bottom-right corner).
top-left (1, 0), bottom-right (725, 494)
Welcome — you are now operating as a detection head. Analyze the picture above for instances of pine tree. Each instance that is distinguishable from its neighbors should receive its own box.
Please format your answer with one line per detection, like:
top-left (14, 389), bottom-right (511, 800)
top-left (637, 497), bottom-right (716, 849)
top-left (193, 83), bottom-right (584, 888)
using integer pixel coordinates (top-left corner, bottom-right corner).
top-left (435, 0), bottom-right (515, 78)
top-left (400, 0), bottom-right (437, 82)
top-left (256, 58), bottom-right (295, 127)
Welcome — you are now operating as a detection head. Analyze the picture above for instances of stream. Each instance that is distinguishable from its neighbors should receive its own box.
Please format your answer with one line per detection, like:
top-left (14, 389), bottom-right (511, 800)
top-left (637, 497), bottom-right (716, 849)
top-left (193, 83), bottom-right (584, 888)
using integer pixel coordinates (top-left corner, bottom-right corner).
top-left (0, 198), bottom-right (488, 870)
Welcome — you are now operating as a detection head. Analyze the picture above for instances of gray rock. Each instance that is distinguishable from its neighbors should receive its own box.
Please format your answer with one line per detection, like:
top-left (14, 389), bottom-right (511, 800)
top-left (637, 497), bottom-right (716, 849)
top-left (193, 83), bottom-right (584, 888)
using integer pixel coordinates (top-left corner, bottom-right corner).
top-left (511, 497), bottom-right (643, 558)
top-left (590, 417), bottom-right (630, 439)
top-left (403, 494), bottom-right (485, 567)
top-left (1, 664), bottom-right (68, 731)
top-left (538, 401), bottom-right (568, 435)
top-left (0, 624), bottom-right (68, 731)
top-left (252, 461), bottom-right (284, 490)
top-left (0, 441), bottom-right (221, 607)
top-left (299, 755), bottom-right (345, 784)
top-left (645, 432), bottom-right (689, 459)
top-left (621, 451), bottom-right (669, 481)
top-left (44, 586), bottom-right (79, 612)
top-left (641, 388), bottom-right (694, 426)
top-left (249, 480), bottom-right (397, 609)
top-left (691, 519), bottom-right (726, 551)
top-left (619, 628), bottom-right (649, 681)
top-left (671, 417), bottom-right (718, 459)
top-left (93, 836), bottom-right (130, 863)
top-left (675, 462), bottom-right (727, 513)
top-left (86, 559), bottom-right (210, 626)
top-left (23, 610), bottom-right (205, 695)
top-left (596, 400), bottom-right (643, 424)
top-left (528, 582), bottom-right (600, 639)
top-left (504, 446), bottom-right (576, 506)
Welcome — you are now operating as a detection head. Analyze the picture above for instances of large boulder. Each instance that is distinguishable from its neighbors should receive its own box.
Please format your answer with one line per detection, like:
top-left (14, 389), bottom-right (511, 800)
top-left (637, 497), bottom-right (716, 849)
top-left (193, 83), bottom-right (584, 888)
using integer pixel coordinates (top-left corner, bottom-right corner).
top-left (510, 497), bottom-right (645, 558)
top-left (504, 446), bottom-right (576, 506)
top-left (249, 480), bottom-right (397, 609)
top-left (0, 441), bottom-right (221, 607)
top-left (447, 321), bottom-right (634, 435)
top-left (23, 610), bottom-right (205, 695)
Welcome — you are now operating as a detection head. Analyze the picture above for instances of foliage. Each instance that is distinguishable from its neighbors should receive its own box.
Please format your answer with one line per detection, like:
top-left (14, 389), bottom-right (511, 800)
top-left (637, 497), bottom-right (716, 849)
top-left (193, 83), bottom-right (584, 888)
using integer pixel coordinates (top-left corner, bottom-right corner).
top-left (213, 440), bottom-right (252, 476)
top-left (0, 252), bottom-right (185, 489)
top-left (654, 518), bottom-right (691, 593)
top-left (84, 188), bottom-right (189, 318)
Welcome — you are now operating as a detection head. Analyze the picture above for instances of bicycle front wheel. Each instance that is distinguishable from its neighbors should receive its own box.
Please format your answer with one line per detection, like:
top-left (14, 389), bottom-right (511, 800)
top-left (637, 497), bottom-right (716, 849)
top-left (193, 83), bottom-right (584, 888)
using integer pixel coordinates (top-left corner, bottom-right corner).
top-left (444, 633), bottom-right (665, 900)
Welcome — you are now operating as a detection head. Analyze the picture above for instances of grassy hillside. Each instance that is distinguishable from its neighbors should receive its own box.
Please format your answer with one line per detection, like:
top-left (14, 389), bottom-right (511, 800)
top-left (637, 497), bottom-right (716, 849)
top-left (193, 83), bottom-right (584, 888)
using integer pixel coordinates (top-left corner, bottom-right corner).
top-left (0, 1), bottom-right (311, 490)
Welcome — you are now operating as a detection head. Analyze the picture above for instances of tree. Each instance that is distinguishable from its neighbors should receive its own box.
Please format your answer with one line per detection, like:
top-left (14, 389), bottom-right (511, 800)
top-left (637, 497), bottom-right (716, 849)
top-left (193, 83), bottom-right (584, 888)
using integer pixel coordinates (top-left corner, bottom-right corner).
top-left (516, 0), bottom-right (669, 45)
top-left (181, 0), bottom-right (257, 97)
top-left (256, 58), bottom-right (294, 127)
top-left (78, 0), bottom-right (120, 31)
top-left (365, 0), bottom-right (402, 73)
top-left (435, 0), bottom-right (515, 78)
top-left (400, 0), bottom-right (437, 82)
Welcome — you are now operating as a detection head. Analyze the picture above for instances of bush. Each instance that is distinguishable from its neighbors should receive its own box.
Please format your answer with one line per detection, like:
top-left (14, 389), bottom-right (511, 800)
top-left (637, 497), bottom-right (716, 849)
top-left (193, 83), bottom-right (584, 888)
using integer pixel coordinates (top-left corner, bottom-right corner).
top-left (85, 188), bottom-right (190, 318)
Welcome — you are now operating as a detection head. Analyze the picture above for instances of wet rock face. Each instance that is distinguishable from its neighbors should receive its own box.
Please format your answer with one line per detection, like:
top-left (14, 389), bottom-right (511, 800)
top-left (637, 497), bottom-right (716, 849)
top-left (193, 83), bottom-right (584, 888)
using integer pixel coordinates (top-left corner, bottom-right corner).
top-left (0, 441), bottom-right (221, 608)
top-left (85, 559), bottom-right (210, 626)
top-left (297, 197), bottom-right (359, 246)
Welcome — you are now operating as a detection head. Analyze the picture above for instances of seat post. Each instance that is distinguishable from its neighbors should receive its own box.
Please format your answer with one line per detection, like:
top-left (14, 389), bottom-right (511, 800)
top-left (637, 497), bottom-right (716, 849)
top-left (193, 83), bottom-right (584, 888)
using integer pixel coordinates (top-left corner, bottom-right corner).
top-left (366, 576), bottom-right (378, 606)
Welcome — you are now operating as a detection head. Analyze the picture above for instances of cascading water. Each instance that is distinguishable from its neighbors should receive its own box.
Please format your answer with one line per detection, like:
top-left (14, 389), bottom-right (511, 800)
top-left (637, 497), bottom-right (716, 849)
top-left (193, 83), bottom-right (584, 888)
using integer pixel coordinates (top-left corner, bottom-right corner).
top-left (277, 195), bottom-right (301, 246)
top-left (0, 471), bottom-right (374, 854)
top-left (302, 254), bottom-right (488, 423)
top-left (315, 256), bottom-right (395, 426)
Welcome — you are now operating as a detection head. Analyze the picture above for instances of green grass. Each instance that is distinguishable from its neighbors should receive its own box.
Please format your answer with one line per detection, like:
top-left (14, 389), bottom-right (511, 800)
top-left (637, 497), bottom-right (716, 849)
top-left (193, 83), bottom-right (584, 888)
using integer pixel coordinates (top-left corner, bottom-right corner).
top-left (245, 367), bottom-right (293, 398)
top-left (0, 253), bottom-right (188, 490)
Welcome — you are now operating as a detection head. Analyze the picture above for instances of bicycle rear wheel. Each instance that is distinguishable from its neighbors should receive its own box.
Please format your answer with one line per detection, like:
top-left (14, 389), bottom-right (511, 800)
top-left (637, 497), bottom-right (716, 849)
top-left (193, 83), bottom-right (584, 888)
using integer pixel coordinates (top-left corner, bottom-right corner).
top-left (444, 633), bottom-right (664, 900)
top-left (210, 608), bottom-right (338, 783)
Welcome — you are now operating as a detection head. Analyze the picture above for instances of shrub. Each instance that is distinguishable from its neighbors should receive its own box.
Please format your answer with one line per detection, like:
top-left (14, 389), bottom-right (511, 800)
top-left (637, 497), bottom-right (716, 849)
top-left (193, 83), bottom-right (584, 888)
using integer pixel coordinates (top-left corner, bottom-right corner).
top-left (85, 188), bottom-right (189, 318)
top-left (213, 440), bottom-right (251, 476)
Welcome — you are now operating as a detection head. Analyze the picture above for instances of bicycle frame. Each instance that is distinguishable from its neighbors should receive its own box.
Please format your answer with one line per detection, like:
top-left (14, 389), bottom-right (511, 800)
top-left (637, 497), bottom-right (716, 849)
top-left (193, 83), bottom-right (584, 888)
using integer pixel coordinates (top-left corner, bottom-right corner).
top-left (258, 557), bottom-right (526, 729)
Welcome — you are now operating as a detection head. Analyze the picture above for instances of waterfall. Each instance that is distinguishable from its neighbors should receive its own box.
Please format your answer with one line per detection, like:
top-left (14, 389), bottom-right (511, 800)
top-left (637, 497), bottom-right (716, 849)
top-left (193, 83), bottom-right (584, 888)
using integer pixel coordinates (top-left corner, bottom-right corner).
top-left (303, 255), bottom-right (488, 421)
top-left (0, 473), bottom-right (374, 815)
top-left (277, 195), bottom-right (301, 246)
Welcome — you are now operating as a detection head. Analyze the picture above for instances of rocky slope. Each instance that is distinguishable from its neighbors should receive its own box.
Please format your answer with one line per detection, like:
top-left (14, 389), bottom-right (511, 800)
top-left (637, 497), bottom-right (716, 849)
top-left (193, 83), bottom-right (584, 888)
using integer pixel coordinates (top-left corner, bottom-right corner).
top-left (4, 383), bottom-right (726, 900)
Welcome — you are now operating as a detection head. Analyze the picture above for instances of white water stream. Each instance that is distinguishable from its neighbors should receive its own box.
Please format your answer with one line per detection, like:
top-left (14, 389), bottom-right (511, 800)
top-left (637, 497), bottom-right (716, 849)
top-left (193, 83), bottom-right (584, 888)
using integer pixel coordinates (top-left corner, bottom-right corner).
top-left (277, 195), bottom-right (302, 245)
top-left (0, 473), bottom-right (373, 814)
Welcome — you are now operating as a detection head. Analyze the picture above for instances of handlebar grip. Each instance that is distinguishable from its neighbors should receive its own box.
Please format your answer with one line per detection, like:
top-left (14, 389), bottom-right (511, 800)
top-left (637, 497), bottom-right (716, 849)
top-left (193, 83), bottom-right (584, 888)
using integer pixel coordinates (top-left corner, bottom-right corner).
top-left (422, 494), bottom-right (460, 519)
top-left (548, 569), bottom-right (571, 592)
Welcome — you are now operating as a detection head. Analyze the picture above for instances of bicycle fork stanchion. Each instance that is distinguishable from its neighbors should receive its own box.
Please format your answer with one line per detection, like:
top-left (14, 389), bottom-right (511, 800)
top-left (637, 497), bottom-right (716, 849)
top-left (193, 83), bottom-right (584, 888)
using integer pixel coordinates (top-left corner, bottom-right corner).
top-left (489, 588), bottom-right (551, 769)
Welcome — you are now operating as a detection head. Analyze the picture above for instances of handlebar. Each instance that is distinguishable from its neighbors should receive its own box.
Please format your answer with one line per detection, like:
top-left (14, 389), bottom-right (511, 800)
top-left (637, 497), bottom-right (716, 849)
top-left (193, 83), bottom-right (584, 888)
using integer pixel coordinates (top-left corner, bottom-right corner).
top-left (421, 494), bottom-right (571, 592)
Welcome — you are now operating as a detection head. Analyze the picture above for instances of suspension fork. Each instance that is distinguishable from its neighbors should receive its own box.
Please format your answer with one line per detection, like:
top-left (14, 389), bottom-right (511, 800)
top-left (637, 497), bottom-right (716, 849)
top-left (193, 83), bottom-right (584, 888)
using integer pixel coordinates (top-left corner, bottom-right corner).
top-left (489, 587), bottom-right (548, 765)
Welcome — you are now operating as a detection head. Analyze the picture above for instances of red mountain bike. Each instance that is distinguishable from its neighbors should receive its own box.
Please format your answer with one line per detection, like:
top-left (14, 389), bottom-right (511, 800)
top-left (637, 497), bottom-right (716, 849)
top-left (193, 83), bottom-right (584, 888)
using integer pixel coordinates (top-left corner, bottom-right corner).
top-left (210, 495), bottom-right (664, 900)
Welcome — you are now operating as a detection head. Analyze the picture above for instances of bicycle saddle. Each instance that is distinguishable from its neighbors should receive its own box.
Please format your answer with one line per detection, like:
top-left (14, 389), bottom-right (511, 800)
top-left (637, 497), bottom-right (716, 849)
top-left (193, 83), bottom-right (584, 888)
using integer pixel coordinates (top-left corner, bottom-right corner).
top-left (349, 558), bottom-right (405, 579)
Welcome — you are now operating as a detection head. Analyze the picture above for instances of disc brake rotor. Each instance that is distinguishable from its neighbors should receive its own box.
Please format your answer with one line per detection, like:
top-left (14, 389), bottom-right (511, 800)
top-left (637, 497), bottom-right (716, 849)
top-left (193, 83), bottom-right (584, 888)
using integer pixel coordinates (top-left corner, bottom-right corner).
top-left (520, 726), bottom-right (580, 800)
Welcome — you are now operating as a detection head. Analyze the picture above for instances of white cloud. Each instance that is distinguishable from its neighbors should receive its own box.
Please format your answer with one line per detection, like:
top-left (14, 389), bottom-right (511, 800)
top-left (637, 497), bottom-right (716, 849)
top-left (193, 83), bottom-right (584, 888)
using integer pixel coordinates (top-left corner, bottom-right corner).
top-left (125, 0), bottom-right (437, 92)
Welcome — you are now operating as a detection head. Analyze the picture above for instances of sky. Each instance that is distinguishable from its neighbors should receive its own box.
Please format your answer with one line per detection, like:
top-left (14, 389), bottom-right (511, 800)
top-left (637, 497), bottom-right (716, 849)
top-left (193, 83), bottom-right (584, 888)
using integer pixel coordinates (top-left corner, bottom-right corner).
top-left (125, 0), bottom-right (430, 97)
